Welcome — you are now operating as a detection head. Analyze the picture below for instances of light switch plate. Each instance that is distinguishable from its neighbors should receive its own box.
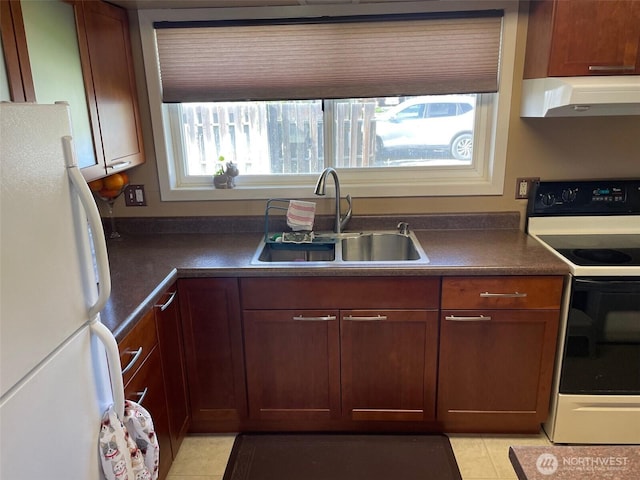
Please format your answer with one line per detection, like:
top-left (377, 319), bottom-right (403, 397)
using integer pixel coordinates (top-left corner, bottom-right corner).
top-left (124, 184), bottom-right (147, 206)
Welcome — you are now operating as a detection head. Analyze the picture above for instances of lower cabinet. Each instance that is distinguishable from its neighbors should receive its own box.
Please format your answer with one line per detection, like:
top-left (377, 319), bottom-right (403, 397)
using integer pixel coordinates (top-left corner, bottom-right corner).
top-left (165, 274), bottom-right (564, 434)
top-left (154, 285), bottom-right (190, 459)
top-left (240, 277), bottom-right (441, 426)
top-left (341, 309), bottom-right (438, 422)
top-left (178, 278), bottom-right (247, 431)
top-left (119, 309), bottom-right (172, 480)
top-left (437, 276), bottom-right (564, 432)
top-left (243, 309), bottom-right (341, 421)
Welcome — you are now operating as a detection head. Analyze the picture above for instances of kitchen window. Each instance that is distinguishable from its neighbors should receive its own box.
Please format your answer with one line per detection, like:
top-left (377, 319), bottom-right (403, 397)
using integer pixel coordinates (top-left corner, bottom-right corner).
top-left (138, 2), bottom-right (519, 200)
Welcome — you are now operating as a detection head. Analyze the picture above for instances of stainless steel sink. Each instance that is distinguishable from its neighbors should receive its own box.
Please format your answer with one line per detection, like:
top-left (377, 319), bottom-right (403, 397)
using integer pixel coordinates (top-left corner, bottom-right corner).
top-left (341, 232), bottom-right (421, 261)
top-left (256, 242), bottom-right (335, 262)
top-left (251, 230), bottom-right (429, 265)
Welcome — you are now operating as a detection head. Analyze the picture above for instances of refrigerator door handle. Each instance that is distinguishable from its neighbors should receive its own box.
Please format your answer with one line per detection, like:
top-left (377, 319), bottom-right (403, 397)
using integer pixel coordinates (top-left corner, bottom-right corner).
top-left (63, 136), bottom-right (111, 317)
top-left (90, 319), bottom-right (126, 419)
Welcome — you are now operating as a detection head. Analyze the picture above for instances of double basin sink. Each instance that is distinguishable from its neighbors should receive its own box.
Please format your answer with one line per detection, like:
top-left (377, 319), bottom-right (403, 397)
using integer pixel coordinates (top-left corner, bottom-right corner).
top-left (252, 230), bottom-right (429, 265)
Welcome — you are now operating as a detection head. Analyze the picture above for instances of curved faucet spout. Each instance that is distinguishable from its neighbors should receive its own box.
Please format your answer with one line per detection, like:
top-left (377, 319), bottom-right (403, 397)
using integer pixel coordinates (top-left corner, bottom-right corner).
top-left (314, 167), bottom-right (352, 233)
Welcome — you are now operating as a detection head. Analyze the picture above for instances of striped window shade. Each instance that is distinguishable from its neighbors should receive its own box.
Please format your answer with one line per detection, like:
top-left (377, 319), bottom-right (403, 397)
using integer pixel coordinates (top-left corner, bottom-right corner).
top-left (154, 11), bottom-right (503, 103)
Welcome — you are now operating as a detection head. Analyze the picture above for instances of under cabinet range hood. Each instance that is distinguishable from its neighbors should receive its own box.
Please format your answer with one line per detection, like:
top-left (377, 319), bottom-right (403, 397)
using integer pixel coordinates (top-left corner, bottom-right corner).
top-left (521, 76), bottom-right (640, 117)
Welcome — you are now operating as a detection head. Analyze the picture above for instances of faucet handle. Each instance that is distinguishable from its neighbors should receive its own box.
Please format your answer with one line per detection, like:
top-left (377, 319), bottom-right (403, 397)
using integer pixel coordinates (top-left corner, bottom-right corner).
top-left (340, 194), bottom-right (353, 231)
top-left (397, 222), bottom-right (410, 235)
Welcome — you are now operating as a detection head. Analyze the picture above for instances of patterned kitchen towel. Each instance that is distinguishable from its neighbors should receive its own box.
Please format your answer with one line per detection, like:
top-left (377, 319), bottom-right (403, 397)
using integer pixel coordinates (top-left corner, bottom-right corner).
top-left (99, 400), bottom-right (159, 480)
top-left (286, 200), bottom-right (316, 231)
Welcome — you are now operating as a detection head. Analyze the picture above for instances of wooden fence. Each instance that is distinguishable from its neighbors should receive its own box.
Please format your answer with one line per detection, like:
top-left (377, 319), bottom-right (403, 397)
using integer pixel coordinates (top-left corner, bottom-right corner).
top-left (180, 101), bottom-right (377, 176)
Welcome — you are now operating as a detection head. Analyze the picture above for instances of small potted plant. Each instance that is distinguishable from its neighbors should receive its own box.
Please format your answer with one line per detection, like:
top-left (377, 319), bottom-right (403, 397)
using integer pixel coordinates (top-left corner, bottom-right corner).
top-left (213, 155), bottom-right (229, 189)
top-left (213, 156), bottom-right (240, 189)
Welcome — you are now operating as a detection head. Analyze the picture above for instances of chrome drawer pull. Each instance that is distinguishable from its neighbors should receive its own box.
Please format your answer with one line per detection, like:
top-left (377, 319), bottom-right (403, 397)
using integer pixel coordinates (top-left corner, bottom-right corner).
top-left (155, 291), bottom-right (177, 311)
top-left (131, 387), bottom-right (148, 405)
top-left (588, 65), bottom-right (635, 72)
top-left (479, 291), bottom-right (527, 298)
top-left (121, 347), bottom-right (143, 374)
top-left (445, 315), bottom-right (492, 322)
top-left (292, 315), bottom-right (336, 321)
top-left (343, 315), bottom-right (387, 321)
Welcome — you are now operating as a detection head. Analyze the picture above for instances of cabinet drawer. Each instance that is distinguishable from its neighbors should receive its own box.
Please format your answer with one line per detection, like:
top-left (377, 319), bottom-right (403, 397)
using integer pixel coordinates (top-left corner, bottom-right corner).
top-left (441, 276), bottom-right (564, 310)
top-left (123, 345), bottom-right (172, 480)
top-left (118, 309), bottom-right (158, 386)
top-left (241, 277), bottom-right (440, 309)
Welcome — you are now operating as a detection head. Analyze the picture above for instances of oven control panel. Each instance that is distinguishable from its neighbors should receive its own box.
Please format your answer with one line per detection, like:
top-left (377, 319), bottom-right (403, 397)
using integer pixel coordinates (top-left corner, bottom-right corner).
top-left (528, 179), bottom-right (640, 216)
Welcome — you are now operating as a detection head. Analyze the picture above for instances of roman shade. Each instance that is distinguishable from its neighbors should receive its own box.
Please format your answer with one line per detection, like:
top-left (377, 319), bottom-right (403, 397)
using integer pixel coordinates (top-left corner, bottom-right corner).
top-left (154, 12), bottom-right (503, 103)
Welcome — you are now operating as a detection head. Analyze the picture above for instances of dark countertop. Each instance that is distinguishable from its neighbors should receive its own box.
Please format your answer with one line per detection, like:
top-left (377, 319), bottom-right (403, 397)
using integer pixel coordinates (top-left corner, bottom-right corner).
top-left (102, 223), bottom-right (569, 341)
top-left (509, 446), bottom-right (640, 479)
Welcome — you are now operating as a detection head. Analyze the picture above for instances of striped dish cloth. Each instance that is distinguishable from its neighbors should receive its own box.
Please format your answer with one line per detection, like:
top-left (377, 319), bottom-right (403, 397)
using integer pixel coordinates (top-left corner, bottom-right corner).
top-left (286, 200), bottom-right (316, 231)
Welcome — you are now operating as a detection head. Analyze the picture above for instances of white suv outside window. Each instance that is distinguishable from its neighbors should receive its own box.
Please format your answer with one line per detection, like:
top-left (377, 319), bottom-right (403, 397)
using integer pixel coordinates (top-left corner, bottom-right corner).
top-left (374, 95), bottom-right (476, 163)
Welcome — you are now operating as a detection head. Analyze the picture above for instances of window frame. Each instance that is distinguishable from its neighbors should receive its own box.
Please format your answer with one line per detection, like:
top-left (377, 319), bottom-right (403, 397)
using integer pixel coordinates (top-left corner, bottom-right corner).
top-left (137, 1), bottom-right (519, 201)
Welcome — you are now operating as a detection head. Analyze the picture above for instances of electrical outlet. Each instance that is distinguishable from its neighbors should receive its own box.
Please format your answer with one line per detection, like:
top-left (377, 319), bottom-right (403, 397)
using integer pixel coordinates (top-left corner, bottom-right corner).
top-left (124, 184), bottom-right (147, 206)
top-left (515, 177), bottom-right (539, 199)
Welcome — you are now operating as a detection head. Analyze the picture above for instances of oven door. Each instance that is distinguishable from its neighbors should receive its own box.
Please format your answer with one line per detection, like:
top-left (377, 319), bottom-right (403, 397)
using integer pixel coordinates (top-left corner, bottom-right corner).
top-left (559, 277), bottom-right (640, 395)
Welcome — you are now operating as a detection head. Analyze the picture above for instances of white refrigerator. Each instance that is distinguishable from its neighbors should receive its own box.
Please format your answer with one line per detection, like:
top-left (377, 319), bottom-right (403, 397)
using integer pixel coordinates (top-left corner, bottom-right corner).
top-left (0, 103), bottom-right (126, 479)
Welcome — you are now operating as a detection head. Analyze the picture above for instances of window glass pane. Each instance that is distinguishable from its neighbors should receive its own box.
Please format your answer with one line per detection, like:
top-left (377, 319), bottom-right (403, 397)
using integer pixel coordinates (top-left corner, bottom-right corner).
top-left (177, 94), bottom-right (476, 179)
top-left (338, 94), bottom-right (476, 168)
top-left (179, 100), bottom-right (324, 176)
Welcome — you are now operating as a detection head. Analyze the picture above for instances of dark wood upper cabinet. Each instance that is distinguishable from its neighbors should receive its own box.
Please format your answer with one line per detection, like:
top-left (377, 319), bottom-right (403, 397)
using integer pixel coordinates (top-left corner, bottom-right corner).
top-left (0, 0), bottom-right (35, 102)
top-left (76, 0), bottom-right (145, 179)
top-left (0, 0), bottom-right (145, 180)
top-left (524, 0), bottom-right (640, 78)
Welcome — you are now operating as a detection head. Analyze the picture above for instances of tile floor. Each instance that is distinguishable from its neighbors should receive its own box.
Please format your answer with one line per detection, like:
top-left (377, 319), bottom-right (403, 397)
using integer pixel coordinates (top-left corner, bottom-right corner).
top-left (166, 431), bottom-right (552, 480)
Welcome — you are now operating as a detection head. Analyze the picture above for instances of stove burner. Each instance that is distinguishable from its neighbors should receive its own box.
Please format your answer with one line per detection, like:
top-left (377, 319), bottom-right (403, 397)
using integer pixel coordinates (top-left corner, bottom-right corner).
top-left (572, 248), bottom-right (633, 265)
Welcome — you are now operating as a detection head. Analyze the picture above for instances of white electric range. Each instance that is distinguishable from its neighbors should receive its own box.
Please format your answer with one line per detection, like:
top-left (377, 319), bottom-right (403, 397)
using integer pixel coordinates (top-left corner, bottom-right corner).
top-left (527, 179), bottom-right (640, 444)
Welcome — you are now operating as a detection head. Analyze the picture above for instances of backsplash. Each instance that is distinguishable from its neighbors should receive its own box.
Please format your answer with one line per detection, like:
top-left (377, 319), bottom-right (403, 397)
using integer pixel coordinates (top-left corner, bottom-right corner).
top-left (109, 212), bottom-right (520, 236)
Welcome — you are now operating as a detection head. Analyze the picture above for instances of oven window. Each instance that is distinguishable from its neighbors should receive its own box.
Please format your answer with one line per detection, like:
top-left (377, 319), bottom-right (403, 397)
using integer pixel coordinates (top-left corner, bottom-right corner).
top-left (559, 278), bottom-right (640, 395)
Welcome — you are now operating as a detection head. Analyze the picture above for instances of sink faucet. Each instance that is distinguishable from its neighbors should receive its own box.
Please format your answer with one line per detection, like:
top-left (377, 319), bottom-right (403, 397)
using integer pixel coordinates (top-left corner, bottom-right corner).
top-left (314, 167), bottom-right (352, 233)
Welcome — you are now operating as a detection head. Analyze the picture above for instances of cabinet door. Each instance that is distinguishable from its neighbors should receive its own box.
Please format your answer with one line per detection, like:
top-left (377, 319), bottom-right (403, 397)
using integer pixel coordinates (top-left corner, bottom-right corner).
top-left (178, 278), bottom-right (246, 430)
top-left (0, 0), bottom-right (35, 102)
top-left (548, 0), bottom-right (640, 76)
top-left (243, 309), bottom-right (341, 421)
top-left (20, 0), bottom-right (98, 172)
top-left (154, 287), bottom-right (190, 458)
top-left (76, 0), bottom-right (145, 178)
top-left (124, 346), bottom-right (172, 480)
top-left (437, 309), bottom-right (560, 432)
top-left (341, 310), bottom-right (438, 421)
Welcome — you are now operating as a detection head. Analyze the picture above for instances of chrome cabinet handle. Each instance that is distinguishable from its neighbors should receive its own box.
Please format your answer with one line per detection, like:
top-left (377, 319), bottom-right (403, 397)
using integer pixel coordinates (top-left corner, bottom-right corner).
top-left (445, 315), bottom-right (492, 322)
top-left (479, 291), bottom-right (527, 298)
top-left (155, 291), bottom-right (177, 312)
top-left (343, 315), bottom-right (388, 321)
top-left (130, 387), bottom-right (148, 405)
top-left (588, 65), bottom-right (635, 72)
top-left (121, 347), bottom-right (143, 374)
top-left (292, 315), bottom-right (336, 321)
